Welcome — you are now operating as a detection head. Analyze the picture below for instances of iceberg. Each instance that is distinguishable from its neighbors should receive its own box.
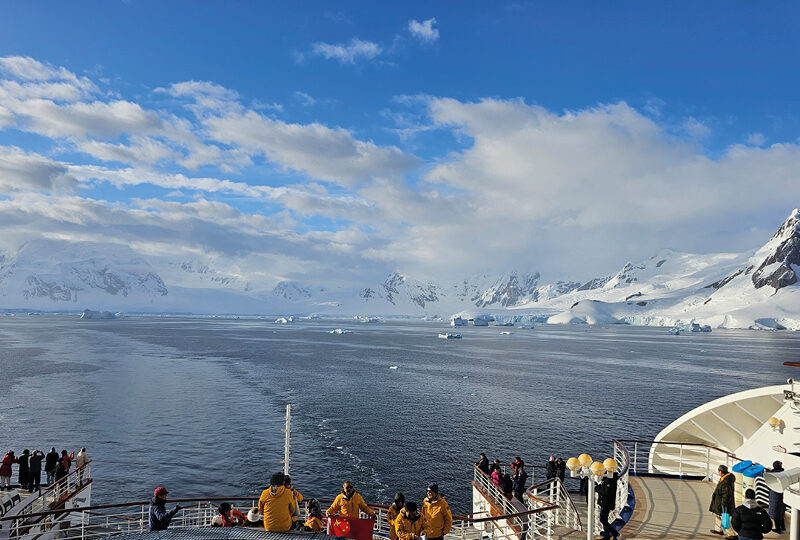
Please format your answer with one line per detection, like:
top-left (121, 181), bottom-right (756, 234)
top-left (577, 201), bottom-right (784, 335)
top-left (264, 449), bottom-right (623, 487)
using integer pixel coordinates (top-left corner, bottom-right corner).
top-left (328, 328), bottom-right (352, 334)
top-left (450, 316), bottom-right (468, 327)
top-left (473, 315), bottom-right (493, 326)
top-left (690, 322), bottom-right (712, 333)
top-left (80, 309), bottom-right (117, 320)
top-left (438, 332), bottom-right (462, 339)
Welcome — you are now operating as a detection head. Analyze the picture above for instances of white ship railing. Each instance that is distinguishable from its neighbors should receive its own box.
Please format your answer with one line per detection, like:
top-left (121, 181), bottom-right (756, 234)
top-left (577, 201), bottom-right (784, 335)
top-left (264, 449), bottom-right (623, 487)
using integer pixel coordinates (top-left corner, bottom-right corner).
top-left (615, 439), bottom-right (742, 479)
top-left (470, 465), bottom-right (559, 540)
top-left (527, 477), bottom-right (582, 531)
top-left (0, 491), bottom-right (557, 540)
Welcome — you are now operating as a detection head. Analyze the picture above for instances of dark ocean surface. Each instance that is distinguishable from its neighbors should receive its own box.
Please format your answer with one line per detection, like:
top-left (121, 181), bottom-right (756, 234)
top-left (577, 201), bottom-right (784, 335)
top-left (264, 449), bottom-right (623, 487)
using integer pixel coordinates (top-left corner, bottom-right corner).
top-left (0, 316), bottom-right (796, 513)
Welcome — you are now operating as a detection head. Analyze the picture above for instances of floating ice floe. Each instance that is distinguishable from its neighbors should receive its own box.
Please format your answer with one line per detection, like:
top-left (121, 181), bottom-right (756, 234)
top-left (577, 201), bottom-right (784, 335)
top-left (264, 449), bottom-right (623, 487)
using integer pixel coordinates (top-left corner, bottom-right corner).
top-left (690, 323), bottom-right (712, 333)
top-left (499, 331), bottom-right (512, 335)
top-left (518, 324), bottom-right (534, 329)
top-left (275, 316), bottom-right (294, 323)
top-left (667, 327), bottom-right (681, 335)
top-left (389, 365), bottom-right (399, 370)
top-left (328, 328), bottom-right (351, 334)
top-left (438, 332), bottom-right (462, 339)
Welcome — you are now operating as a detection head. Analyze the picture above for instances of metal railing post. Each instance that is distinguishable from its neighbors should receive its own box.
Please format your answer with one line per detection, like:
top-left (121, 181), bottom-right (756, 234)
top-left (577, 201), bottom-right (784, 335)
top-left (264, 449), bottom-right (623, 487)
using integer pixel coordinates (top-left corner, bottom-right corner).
top-left (679, 445), bottom-right (683, 477)
top-left (706, 447), bottom-right (711, 480)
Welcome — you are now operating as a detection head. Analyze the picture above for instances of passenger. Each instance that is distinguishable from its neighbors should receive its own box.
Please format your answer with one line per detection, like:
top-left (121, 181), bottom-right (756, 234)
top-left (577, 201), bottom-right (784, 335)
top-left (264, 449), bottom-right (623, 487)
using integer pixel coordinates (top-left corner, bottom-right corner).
top-left (501, 473), bottom-right (514, 499)
top-left (284, 475), bottom-right (303, 528)
top-left (475, 453), bottom-right (489, 475)
top-left (731, 488), bottom-right (772, 540)
top-left (709, 465), bottom-right (736, 536)
top-left (769, 461), bottom-right (786, 534)
top-left (545, 456), bottom-right (557, 480)
top-left (303, 498), bottom-right (323, 532)
top-left (53, 457), bottom-right (67, 496)
top-left (259, 472), bottom-right (296, 532)
top-left (512, 460), bottom-right (528, 501)
top-left (75, 448), bottom-right (89, 485)
top-left (491, 459), bottom-right (502, 473)
top-left (421, 484), bottom-right (452, 540)
top-left (326, 480), bottom-right (376, 519)
top-left (44, 448), bottom-right (58, 485)
top-left (555, 457), bottom-right (566, 482)
top-left (395, 502), bottom-right (424, 540)
top-left (18, 449), bottom-right (30, 491)
top-left (231, 505), bottom-right (246, 526)
top-left (61, 449), bottom-right (75, 473)
top-left (212, 502), bottom-right (234, 527)
top-left (490, 467), bottom-right (502, 487)
top-left (387, 493), bottom-right (405, 540)
top-left (0, 451), bottom-right (16, 490)
top-left (29, 450), bottom-right (45, 490)
top-left (148, 486), bottom-right (182, 532)
top-left (595, 472), bottom-right (619, 540)
top-left (244, 508), bottom-right (263, 528)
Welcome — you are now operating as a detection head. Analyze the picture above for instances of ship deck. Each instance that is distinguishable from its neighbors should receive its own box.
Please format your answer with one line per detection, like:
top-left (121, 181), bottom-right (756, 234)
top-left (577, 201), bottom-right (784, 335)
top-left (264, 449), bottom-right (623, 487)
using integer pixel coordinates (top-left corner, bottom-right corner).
top-left (547, 477), bottom-right (790, 540)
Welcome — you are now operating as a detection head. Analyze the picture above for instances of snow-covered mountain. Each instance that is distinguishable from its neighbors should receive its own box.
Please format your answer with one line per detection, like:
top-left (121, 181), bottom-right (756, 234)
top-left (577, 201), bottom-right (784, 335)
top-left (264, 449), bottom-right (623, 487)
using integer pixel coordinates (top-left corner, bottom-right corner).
top-left (1, 209), bottom-right (800, 329)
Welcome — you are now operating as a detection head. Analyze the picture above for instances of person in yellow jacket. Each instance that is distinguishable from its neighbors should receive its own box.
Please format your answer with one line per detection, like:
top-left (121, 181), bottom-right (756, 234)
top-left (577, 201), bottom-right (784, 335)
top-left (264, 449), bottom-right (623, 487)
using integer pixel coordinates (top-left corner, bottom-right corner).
top-left (394, 502), bottom-right (424, 540)
top-left (258, 472), bottom-right (296, 532)
top-left (386, 493), bottom-right (405, 540)
top-left (304, 499), bottom-right (323, 532)
top-left (326, 481), bottom-right (376, 519)
top-left (421, 484), bottom-right (452, 540)
top-left (284, 475), bottom-right (303, 526)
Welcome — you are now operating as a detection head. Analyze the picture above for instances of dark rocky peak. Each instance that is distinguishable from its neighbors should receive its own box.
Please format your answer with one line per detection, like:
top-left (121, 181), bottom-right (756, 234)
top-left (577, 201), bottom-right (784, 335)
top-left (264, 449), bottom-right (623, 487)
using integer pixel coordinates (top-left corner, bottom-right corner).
top-left (272, 281), bottom-right (311, 300)
top-left (752, 208), bottom-right (800, 291)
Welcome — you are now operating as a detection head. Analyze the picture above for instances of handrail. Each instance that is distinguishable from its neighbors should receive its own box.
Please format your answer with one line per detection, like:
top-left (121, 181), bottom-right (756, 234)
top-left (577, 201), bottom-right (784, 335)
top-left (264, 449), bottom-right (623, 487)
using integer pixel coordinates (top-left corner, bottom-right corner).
top-left (612, 439), bottom-right (630, 476)
top-left (615, 439), bottom-right (742, 460)
top-left (525, 477), bottom-right (582, 527)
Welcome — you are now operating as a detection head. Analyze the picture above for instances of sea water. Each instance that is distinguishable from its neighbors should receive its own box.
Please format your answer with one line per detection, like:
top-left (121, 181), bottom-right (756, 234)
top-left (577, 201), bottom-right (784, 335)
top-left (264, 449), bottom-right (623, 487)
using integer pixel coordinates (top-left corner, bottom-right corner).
top-left (0, 316), bottom-right (796, 513)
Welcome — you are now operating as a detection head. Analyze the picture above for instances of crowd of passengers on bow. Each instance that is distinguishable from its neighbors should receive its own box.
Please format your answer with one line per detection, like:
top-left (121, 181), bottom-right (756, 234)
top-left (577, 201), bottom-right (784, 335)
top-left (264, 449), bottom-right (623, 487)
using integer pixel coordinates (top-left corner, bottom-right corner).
top-left (149, 471), bottom-right (453, 540)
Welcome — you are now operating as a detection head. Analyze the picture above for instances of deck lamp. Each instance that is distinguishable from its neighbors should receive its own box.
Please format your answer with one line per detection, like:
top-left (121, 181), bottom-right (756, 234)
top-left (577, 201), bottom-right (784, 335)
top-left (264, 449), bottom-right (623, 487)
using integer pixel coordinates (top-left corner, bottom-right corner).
top-left (568, 452), bottom-right (615, 540)
top-left (768, 416), bottom-right (781, 431)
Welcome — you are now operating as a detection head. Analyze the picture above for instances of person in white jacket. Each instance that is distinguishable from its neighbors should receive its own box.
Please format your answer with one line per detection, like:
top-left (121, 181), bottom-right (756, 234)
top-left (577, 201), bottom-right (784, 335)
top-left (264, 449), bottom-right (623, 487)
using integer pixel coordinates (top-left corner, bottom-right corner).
top-left (75, 448), bottom-right (88, 485)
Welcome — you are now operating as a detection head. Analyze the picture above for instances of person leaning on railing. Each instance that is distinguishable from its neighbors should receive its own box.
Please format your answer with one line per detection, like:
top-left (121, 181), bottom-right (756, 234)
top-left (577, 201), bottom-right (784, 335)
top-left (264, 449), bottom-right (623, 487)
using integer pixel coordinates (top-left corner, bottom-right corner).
top-left (148, 486), bottom-right (183, 532)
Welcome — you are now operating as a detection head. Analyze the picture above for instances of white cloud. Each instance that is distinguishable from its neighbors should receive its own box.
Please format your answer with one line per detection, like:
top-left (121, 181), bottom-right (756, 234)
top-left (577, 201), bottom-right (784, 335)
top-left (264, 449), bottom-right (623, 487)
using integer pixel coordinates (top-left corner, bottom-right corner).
top-left (0, 105), bottom-right (13, 128)
top-left (0, 146), bottom-right (79, 193)
top-left (746, 132), bottom-right (766, 146)
top-left (408, 18), bottom-right (439, 43)
top-left (311, 38), bottom-right (383, 64)
top-left (682, 116), bottom-right (710, 139)
top-left (203, 110), bottom-right (419, 186)
top-left (77, 137), bottom-right (179, 165)
top-left (0, 56), bottom-right (97, 96)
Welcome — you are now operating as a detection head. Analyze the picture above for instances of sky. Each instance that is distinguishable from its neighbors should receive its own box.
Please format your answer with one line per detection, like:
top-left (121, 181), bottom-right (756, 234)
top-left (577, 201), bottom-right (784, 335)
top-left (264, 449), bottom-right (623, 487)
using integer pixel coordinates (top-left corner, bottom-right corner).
top-left (0, 1), bottom-right (799, 288)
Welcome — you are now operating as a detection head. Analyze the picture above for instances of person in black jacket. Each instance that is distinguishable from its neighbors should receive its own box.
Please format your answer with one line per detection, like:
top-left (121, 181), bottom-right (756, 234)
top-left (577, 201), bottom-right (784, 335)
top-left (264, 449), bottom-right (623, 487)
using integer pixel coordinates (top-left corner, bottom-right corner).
top-left (475, 453), bottom-right (489, 475)
top-left (555, 458), bottom-right (566, 482)
top-left (44, 448), bottom-right (58, 485)
top-left (18, 450), bottom-right (30, 491)
top-left (149, 486), bottom-right (182, 531)
top-left (769, 461), bottom-right (786, 534)
top-left (29, 450), bottom-right (45, 491)
top-left (731, 488), bottom-right (772, 540)
top-left (596, 472), bottom-right (619, 540)
top-left (545, 456), bottom-right (557, 480)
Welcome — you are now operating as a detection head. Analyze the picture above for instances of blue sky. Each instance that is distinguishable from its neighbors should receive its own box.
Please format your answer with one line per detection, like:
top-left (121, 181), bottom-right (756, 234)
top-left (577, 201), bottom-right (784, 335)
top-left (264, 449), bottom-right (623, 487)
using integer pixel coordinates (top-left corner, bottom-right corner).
top-left (0, 1), bottom-right (798, 287)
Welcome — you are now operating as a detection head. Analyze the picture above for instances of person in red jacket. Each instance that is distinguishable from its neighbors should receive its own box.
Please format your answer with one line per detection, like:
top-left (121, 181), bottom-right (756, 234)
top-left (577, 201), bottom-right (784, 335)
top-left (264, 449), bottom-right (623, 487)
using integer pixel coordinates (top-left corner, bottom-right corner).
top-left (1, 451), bottom-right (17, 490)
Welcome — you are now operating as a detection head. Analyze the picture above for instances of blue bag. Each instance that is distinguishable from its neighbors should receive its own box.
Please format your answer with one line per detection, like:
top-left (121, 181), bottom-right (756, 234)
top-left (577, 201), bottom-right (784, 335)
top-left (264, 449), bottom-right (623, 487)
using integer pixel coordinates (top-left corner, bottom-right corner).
top-left (720, 508), bottom-right (730, 530)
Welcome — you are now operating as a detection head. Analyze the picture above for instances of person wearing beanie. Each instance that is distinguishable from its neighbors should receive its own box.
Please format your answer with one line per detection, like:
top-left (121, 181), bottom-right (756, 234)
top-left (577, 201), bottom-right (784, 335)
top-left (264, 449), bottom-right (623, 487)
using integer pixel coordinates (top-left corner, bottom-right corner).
top-left (769, 461), bottom-right (786, 533)
top-left (387, 493), bottom-right (405, 540)
top-left (545, 456), bottom-right (557, 480)
top-left (244, 507), bottom-right (263, 528)
top-left (259, 472), bottom-right (296, 532)
top-left (148, 486), bottom-right (182, 531)
top-left (731, 488), bottom-right (772, 540)
top-left (709, 465), bottom-right (735, 536)
top-left (422, 483), bottom-right (452, 540)
top-left (395, 502), bottom-right (424, 540)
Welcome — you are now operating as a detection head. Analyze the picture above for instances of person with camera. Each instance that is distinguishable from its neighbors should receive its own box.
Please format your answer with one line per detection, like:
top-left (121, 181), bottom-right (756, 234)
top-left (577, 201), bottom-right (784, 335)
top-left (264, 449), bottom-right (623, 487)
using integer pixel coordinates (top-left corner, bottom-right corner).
top-left (148, 486), bottom-right (182, 531)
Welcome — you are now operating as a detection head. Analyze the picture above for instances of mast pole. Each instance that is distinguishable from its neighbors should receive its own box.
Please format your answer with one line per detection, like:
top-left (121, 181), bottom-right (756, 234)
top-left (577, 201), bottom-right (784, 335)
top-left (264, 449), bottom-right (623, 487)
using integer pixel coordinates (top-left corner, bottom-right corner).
top-left (284, 404), bottom-right (291, 476)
